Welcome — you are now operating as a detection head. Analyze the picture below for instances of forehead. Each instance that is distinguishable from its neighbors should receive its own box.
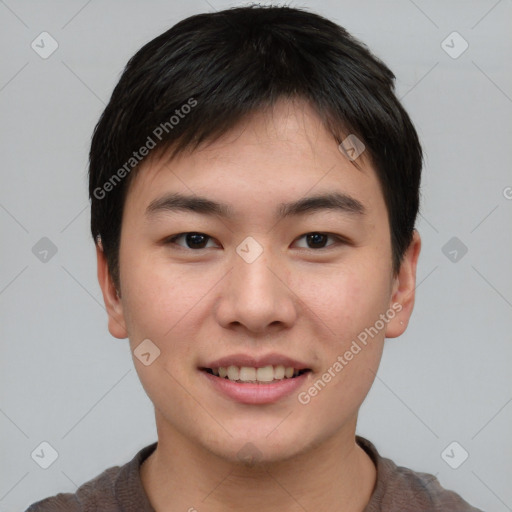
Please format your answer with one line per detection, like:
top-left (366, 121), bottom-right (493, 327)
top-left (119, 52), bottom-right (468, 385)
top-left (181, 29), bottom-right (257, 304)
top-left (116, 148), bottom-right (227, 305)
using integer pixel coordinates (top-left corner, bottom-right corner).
top-left (124, 98), bottom-right (384, 220)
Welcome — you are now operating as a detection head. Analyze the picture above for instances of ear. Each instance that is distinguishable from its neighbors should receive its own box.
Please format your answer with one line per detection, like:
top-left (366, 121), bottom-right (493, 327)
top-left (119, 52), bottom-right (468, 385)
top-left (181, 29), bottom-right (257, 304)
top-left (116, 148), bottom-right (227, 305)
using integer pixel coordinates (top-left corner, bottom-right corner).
top-left (385, 229), bottom-right (421, 338)
top-left (96, 241), bottom-right (128, 339)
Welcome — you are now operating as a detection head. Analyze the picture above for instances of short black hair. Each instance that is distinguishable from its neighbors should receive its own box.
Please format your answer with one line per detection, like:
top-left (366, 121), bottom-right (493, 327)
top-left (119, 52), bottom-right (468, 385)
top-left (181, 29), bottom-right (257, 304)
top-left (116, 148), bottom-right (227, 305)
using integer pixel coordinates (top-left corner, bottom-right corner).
top-left (89, 4), bottom-right (422, 290)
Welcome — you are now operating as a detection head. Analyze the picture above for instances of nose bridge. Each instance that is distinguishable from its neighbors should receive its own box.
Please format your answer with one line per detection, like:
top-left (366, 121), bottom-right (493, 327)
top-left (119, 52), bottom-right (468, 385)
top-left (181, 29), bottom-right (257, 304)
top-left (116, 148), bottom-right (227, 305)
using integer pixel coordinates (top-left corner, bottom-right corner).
top-left (235, 246), bottom-right (276, 293)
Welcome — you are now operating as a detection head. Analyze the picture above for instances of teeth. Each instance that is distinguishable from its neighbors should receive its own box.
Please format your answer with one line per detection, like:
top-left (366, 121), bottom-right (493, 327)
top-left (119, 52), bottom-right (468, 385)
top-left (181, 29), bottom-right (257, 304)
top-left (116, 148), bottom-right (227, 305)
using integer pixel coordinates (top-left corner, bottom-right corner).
top-left (274, 365), bottom-right (285, 379)
top-left (256, 365), bottom-right (274, 382)
top-left (212, 365), bottom-right (304, 383)
top-left (227, 365), bottom-right (239, 380)
top-left (239, 367), bottom-right (256, 381)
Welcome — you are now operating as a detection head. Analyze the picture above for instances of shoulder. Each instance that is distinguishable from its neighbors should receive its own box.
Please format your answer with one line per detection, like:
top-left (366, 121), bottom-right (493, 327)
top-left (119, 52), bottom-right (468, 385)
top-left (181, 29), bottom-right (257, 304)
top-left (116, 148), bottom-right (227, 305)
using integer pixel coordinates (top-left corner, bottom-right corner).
top-left (357, 436), bottom-right (484, 512)
top-left (25, 442), bottom-right (157, 512)
top-left (25, 465), bottom-right (120, 512)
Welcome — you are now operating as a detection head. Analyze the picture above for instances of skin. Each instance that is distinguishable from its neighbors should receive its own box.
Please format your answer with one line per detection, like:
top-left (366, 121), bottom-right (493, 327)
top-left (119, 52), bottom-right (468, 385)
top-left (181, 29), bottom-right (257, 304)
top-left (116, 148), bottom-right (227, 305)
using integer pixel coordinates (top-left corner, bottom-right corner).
top-left (97, 98), bottom-right (421, 512)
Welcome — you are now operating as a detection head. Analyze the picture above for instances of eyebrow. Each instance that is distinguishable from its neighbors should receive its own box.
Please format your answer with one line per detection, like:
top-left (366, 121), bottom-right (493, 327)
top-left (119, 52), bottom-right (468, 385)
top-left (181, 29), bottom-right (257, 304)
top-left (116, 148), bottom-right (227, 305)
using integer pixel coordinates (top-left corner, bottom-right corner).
top-left (145, 191), bottom-right (366, 221)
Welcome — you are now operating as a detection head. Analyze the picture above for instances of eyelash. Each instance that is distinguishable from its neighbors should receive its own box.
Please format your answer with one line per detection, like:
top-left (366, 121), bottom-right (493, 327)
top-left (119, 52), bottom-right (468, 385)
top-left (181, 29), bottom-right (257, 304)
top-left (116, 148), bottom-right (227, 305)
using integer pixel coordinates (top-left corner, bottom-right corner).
top-left (164, 232), bottom-right (347, 251)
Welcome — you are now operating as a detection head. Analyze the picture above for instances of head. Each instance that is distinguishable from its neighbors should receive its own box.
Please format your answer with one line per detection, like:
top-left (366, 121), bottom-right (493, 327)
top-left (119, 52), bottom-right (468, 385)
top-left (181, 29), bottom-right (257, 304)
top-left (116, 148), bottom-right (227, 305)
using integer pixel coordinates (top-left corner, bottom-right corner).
top-left (91, 5), bottom-right (422, 463)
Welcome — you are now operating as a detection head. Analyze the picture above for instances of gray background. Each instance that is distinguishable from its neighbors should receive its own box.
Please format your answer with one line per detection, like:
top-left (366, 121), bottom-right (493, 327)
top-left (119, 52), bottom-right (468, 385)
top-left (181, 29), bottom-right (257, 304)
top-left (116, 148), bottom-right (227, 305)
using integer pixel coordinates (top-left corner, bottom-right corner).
top-left (1, 0), bottom-right (511, 510)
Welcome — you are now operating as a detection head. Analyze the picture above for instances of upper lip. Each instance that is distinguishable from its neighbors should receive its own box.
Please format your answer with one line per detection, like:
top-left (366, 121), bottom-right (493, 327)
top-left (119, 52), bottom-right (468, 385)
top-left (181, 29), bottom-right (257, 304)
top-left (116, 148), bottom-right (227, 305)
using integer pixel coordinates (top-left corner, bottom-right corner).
top-left (201, 353), bottom-right (310, 370)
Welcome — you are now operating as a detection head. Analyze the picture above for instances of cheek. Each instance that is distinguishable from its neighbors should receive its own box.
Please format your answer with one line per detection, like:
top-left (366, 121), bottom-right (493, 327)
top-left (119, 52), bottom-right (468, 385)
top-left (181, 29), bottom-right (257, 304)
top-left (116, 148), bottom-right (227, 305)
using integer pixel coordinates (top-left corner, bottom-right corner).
top-left (295, 261), bottom-right (390, 403)
top-left (293, 262), bottom-right (390, 341)
top-left (120, 258), bottom-right (203, 398)
top-left (119, 249), bottom-right (202, 345)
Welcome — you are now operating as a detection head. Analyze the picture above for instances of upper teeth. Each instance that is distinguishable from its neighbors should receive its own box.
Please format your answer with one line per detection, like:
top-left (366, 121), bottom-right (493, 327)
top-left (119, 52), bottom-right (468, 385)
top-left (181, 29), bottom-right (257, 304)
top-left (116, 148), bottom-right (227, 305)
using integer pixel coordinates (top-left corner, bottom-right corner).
top-left (212, 365), bottom-right (300, 383)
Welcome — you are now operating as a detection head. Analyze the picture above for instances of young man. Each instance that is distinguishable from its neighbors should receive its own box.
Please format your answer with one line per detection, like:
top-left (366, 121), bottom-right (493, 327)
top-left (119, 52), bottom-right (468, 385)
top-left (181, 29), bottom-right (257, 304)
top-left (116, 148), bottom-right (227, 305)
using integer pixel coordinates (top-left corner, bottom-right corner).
top-left (27, 5), bottom-right (483, 511)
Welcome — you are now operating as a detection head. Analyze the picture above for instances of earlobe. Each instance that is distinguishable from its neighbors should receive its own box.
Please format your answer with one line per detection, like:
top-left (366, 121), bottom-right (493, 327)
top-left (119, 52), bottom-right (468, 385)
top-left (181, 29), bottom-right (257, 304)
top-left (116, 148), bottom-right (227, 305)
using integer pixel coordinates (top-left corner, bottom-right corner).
top-left (96, 242), bottom-right (128, 339)
top-left (385, 230), bottom-right (421, 339)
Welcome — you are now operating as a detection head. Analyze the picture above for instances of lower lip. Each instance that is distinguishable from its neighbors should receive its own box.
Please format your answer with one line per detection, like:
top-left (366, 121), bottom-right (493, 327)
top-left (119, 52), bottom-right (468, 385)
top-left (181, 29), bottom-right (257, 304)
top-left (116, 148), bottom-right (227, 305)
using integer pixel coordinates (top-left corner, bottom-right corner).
top-left (200, 370), bottom-right (309, 404)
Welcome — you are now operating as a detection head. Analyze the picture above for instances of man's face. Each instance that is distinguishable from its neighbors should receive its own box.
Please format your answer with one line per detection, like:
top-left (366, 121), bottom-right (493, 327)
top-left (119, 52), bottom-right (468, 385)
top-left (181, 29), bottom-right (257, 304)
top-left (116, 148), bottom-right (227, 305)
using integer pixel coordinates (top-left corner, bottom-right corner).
top-left (101, 99), bottom-right (416, 463)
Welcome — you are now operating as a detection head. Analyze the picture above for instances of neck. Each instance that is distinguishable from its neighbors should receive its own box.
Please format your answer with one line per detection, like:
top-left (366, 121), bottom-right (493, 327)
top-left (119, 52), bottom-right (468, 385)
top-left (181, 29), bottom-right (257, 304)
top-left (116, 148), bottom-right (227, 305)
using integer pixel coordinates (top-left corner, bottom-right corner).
top-left (141, 416), bottom-right (376, 512)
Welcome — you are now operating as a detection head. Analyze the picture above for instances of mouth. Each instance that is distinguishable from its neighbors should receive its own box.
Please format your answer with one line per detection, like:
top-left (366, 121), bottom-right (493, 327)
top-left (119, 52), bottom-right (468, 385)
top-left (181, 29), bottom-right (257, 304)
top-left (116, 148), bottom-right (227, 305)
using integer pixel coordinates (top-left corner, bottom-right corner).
top-left (199, 354), bottom-right (312, 404)
top-left (200, 365), bottom-right (311, 384)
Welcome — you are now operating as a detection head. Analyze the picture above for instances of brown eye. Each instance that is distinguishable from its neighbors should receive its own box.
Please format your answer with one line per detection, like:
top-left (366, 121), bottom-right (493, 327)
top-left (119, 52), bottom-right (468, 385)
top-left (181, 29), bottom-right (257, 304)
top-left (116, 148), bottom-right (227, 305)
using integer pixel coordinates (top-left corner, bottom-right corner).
top-left (294, 232), bottom-right (340, 249)
top-left (306, 233), bottom-right (329, 248)
top-left (167, 232), bottom-right (216, 249)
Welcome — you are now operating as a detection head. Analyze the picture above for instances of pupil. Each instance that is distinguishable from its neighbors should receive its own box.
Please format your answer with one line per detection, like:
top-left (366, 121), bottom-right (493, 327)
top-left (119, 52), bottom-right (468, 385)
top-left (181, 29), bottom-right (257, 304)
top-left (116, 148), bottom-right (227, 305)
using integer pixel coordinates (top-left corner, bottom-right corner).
top-left (307, 233), bottom-right (326, 248)
top-left (187, 232), bottom-right (208, 248)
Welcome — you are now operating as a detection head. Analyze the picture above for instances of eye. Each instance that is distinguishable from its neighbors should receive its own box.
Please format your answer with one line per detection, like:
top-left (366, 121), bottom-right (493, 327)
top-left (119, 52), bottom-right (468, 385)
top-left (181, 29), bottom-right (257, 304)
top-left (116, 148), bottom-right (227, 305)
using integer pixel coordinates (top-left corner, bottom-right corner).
top-left (294, 232), bottom-right (342, 249)
top-left (164, 231), bottom-right (346, 251)
top-left (165, 232), bottom-right (218, 250)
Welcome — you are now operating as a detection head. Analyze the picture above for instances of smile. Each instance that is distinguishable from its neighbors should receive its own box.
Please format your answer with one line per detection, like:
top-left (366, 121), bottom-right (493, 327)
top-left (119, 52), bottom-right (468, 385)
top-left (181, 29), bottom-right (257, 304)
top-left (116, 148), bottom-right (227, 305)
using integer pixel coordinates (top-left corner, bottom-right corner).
top-left (200, 365), bottom-right (311, 404)
top-left (202, 365), bottom-right (311, 384)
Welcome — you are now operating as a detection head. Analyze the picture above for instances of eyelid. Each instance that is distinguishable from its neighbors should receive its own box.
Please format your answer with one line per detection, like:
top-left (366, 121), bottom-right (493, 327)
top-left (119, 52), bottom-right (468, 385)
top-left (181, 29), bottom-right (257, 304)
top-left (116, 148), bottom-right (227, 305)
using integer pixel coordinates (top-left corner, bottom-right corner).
top-left (292, 232), bottom-right (345, 250)
top-left (165, 232), bottom-right (220, 249)
top-left (164, 232), bottom-right (349, 250)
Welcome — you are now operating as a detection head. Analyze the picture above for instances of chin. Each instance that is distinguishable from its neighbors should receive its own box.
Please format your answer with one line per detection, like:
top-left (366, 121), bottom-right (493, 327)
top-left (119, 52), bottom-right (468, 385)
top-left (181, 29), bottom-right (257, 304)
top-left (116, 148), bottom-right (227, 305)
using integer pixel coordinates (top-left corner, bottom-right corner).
top-left (200, 423), bottom-right (317, 466)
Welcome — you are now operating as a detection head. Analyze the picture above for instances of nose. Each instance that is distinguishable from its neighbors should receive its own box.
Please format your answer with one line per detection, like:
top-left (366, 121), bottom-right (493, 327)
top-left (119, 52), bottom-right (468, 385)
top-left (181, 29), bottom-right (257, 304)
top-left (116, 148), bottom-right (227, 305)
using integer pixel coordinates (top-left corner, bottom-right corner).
top-left (214, 245), bottom-right (298, 334)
